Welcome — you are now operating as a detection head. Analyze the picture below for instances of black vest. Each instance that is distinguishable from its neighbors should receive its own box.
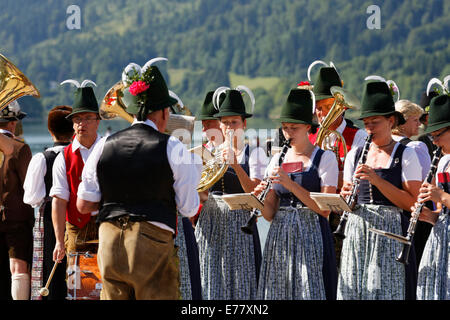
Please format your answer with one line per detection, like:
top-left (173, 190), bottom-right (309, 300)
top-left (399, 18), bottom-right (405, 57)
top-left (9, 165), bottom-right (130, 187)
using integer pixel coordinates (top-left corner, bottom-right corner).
top-left (356, 143), bottom-right (406, 206)
top-left (274, 148), bottom-right (324, 207)
top-left (96, 124), bottom-right (177, 230)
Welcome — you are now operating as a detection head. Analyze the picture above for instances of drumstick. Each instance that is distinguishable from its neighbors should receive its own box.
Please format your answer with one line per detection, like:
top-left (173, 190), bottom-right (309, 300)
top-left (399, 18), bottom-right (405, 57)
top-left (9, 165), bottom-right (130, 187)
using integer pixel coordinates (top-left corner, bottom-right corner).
top-left (39, 261), bottom-right (59, 297)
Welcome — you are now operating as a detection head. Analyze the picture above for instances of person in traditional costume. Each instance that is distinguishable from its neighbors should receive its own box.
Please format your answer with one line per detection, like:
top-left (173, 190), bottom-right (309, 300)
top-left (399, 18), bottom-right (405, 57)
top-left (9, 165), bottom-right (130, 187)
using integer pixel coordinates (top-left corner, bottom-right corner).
top-left (257, 88), bottom-right (338, 300)
top-left (194, 86), bottom-right (267, 299)
top-left (0, 101), bottom-right (34, 300)
top-left (76, 61), bottom-right (201, 300)
top-left (414, 81), bottom-right (450, 300)
top-left (50, 80), bottom-right (102, 264)
top-left (338, 79), bottom-right (422, 300)
top-left (392, 99), bottom-right (433, 266)
top-left (24, 105), bottom-right (74, 300)
top-left (307, 62), bottom-right (368, 267)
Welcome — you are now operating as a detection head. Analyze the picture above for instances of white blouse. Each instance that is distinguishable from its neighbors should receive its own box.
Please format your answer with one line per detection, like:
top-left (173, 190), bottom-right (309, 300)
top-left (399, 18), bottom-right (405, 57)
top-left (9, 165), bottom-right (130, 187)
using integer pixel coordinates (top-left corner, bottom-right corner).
top-left (392, 134), bottom-right (431, 181)
top-left (23, 145), bottom-right (66, 209)
top-left (343, 142), bottom-right (423, 183)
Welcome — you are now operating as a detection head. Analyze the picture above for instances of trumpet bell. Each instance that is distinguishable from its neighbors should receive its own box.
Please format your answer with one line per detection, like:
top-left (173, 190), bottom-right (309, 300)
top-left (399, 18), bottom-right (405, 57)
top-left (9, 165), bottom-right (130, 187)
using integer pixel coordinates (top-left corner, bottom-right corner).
top-left (330, 86), bottom-right (361, 111)
top-left (99, 81), bottom-right (134, 123)
top-left (0, 53), bottom-right (40, 112)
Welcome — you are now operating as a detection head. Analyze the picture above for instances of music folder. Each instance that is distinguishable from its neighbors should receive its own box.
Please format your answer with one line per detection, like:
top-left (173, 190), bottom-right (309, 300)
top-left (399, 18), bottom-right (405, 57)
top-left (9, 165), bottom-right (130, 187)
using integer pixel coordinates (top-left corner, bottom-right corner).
top-left (188, 145), bottom-right (214, 163)
top-left (309, 193), bottom-right (352, 212)
top-left (221, 193), bottom-right (264, 211)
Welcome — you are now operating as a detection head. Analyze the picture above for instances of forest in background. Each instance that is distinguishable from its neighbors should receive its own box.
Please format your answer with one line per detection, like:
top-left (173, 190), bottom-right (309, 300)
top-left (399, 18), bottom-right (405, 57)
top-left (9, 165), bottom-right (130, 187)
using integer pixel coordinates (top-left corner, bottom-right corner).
top-left (1, 0), bottom-right (449, 128)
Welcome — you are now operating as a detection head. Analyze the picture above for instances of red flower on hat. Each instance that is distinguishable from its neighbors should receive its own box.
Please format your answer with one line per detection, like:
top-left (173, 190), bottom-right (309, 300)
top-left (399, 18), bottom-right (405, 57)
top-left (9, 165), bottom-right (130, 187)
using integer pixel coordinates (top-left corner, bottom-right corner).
top-left (129, 81), bottom-right (150, 96)
top-left (297, 81), bottom-right (310, 86)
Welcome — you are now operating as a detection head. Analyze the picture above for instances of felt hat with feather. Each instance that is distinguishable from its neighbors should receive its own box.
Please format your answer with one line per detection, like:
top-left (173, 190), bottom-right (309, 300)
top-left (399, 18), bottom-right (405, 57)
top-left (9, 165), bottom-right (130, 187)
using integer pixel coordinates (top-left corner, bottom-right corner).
top-left (358, 76), bottom-right (405, 125)
top-left (60, 79), bottom-right (99, 119)
top-left (307, 60), bottom-right (343, 101)
top-left (0, 100), bottom-right (27, 123)
top-left (121, 57), bottom-right (178, 121)
top-left (424, 75), bottom-right (450, 134)
top-left (278, 88), bottom-right (318, 126)
top-left (212, 85), bottom-right (255, 119)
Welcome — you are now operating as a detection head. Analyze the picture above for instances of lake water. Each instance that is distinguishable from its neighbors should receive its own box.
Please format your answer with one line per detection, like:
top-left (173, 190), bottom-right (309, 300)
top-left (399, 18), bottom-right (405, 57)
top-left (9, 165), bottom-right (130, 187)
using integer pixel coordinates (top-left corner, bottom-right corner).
top-left (21, 120), bottom-right (271, 251)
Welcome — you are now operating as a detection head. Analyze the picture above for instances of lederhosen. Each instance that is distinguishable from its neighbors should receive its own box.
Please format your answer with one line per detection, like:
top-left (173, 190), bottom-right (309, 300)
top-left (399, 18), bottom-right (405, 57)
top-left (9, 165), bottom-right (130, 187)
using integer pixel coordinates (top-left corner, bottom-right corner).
top-left (338, 143), bottom-right (417, 300)
top-left (195, 145), bottom-right (262, 300)
top-left (257, 148), bottom-right (337, 300)
top-left (31, 145), bottom-right (68, 300)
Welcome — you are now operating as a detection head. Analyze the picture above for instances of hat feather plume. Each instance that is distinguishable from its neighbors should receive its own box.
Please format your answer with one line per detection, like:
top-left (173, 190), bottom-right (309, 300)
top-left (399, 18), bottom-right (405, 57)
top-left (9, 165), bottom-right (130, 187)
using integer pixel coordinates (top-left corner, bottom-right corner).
top-left (169, 90), bottom-right (184, 109)
top-left (60, 79), bottom-right (81, 88)
top-left (307, 60), bottom-right (329, 82)
top-left (212, 86), bottom-right (230, 111)
top-left (141, 57), bottom-right (168, 74)
top-left (365, 75), bottom-right (400, 101)
top-left (426, 78), bottom-right (445, 96)
top-left (235, 85), bottom-right (255, 114)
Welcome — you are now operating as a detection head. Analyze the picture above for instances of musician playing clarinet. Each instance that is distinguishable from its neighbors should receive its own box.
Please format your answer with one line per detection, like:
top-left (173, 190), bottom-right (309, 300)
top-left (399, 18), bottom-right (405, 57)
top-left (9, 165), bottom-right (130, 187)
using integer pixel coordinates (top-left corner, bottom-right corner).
top-left (414, 91), bottom-right (450, 300)
top-left (338, 80), bottom-right (422, 300)
top-left (76, 64), bottom-right (201, 300)
top-left (257, 88), bottom-right (338, 300)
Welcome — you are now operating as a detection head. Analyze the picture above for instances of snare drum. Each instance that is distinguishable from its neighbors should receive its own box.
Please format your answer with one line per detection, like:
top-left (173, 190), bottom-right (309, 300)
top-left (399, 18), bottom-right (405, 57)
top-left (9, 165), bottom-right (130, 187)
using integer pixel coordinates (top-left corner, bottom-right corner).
top-left (66, 251), bottom-right (102, 300)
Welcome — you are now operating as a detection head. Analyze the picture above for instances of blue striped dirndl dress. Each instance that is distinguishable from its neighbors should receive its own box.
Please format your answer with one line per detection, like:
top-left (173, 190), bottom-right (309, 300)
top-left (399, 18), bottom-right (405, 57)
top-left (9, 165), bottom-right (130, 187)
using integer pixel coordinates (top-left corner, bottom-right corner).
top-left (194, 145), bottom-right (261, 300)
top-left (175, 212), bottom-right (202, 300)
top-left (338, 143), bottom-right (417, 300)
top-left (257, 148), bottom-right (337, 300)
top-left (416, 158), bottom-right (450, 300)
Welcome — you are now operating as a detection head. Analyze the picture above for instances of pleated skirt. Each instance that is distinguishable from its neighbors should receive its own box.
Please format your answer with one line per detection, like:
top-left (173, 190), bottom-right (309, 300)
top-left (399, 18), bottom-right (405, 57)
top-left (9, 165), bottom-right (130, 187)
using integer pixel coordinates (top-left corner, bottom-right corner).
top-left (257, 206), bottom-right (336, 300)
top-left (175, 213), bottom-right (202, 300)
top-left (194, 194), bottom-right (260, 300)
top-left (417, 213), bottom-right (450, 300)
top-left (337, 204), bottom-right (407, 300)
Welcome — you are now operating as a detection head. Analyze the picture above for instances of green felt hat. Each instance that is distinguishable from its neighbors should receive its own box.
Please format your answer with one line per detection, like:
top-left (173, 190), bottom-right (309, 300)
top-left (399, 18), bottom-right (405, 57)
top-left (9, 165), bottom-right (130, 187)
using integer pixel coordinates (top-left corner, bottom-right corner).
top-left (313, 67), bottom-right (343, 101)
top-left (197, 91), bottom-right (223, 120)
top-left (358, 81), bottom-right (405, 125)
top-left (424, 94), bottom-right (450, 134)
top-left (214, 88), bottom-right (253, 119)
top-left (60, 79), bottom-right (99, 119)
top-left (122, 66), bottom-right (178, 117)
top-left (278, 88), bottom-right (318, 126)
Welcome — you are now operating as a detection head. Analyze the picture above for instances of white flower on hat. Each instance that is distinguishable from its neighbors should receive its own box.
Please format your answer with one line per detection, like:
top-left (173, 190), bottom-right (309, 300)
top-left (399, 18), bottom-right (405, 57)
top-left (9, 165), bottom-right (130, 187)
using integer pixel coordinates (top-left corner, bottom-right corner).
top-left (1, 100), bottom-right (21, 118)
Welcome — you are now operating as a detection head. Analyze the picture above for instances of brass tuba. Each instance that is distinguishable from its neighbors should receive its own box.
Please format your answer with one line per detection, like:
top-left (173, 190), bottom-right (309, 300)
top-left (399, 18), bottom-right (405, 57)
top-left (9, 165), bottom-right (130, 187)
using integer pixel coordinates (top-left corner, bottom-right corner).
top-left (0, 53), bottom-right (40, 167)
top-left (99, 81), bottom-right (134, 123)
top-left (315, 86), bottom-right (360, 161)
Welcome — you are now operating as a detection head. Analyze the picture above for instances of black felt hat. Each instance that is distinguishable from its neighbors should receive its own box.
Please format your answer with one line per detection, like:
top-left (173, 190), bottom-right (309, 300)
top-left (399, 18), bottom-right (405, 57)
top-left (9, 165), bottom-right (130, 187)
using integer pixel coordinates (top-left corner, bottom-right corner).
top-left (278, 89), bottom-right (318, 126)
top-left (419, 91), bottom-right (439, 113)
top-left (313, 67), bottom-right (343, 101)
top-left (197, 91), bottom-right (224, 120)
top-left (0, 100), bottom-right (27, 122)
top-left (424, 94), bottom-right (450, 134)
top-left (122, 66), bottom-right (178, 117)
top-left (359, 81), bottom-right (405, 125)
top-left (214, 89), bottom-right (253, 119)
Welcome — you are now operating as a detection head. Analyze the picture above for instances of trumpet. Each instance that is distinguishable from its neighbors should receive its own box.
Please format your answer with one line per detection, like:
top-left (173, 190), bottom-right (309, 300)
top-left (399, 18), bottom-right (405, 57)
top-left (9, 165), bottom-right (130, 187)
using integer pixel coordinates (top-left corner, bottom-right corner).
top-left (333, 134), bottom-right (372, 239)
top-left (369, 147), bottom-right (442, 264)
top-left (316, 86), bottom-right (361, 163)
top-left (241, 138), bottom-right (291, 234)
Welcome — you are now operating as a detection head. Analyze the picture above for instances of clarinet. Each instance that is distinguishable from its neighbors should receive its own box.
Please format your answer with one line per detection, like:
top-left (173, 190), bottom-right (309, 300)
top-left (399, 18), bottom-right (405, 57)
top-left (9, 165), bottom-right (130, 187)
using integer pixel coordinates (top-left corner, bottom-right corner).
top-left (395, 147), bottom-right (442, 264)
top-left (333, 134), bottom-right (373, 239)
top-left (241, 138), bottom-right (291, 234)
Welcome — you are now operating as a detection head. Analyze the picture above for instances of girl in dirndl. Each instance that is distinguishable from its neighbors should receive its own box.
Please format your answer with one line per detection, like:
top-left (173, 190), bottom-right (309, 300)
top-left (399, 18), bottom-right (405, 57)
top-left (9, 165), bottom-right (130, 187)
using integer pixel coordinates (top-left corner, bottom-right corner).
top-left (414, 92), bottom-right (450, 300)
top-left (257, 88), bottom-right (338, 300)
top-left (194, 86), bottom-right (268, 300)
top-left (338, 80), bottom-right (422, 300)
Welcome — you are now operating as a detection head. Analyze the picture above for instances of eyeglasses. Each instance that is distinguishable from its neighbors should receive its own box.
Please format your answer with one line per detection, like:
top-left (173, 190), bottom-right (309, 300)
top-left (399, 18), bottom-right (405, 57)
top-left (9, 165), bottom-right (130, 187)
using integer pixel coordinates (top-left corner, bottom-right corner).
top-left (72, 116), bottom-right (98, 123)
top-left (430, 127), bottom-right (449, 141)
